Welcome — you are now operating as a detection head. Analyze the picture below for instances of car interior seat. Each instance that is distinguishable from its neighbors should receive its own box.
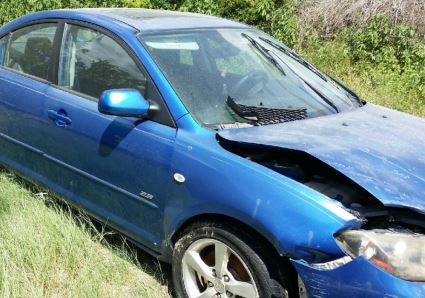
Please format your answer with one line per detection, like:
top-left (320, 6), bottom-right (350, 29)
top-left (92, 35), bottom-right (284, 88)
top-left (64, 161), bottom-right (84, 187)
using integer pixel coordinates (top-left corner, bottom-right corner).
top-left (22, 37), bottom-right (52, 80)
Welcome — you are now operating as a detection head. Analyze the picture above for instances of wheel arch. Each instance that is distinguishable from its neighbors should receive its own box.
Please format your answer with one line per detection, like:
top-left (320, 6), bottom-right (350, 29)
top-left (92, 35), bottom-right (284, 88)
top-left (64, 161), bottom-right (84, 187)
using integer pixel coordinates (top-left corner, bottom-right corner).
top-left (171, 213), bottom-right (273, 248)
top-left (169, 212), bottom-right (299, 296)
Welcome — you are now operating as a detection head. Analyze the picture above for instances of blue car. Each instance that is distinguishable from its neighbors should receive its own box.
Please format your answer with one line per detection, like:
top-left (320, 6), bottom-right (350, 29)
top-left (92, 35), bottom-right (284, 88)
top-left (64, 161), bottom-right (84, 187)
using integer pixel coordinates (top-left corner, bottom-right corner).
top-left (1, 8), bottom-right (424, 298)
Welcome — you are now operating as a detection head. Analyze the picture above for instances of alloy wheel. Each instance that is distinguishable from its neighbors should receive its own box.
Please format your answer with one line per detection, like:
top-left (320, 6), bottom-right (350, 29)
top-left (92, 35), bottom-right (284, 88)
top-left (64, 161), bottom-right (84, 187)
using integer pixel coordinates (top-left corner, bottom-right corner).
top-left (181, 238), bottom-right (259, 298)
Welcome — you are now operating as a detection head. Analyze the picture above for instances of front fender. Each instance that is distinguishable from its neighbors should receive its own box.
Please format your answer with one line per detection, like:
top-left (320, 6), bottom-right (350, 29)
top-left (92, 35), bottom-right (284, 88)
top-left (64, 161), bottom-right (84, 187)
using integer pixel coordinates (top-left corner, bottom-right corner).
top-left (161, 121), bottom-right (362, 263)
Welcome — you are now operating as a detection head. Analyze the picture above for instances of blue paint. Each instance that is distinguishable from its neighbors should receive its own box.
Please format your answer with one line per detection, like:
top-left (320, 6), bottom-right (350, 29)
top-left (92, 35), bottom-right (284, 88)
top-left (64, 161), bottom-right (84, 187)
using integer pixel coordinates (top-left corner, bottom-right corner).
top-left (0, 9), bottom-right (424, 296)
top-left (293, 257), bottom-right (425, 297)
top-left (219, 103), bottom-right (425, 215)
top-left (98, 89), bottom-right (150, 117)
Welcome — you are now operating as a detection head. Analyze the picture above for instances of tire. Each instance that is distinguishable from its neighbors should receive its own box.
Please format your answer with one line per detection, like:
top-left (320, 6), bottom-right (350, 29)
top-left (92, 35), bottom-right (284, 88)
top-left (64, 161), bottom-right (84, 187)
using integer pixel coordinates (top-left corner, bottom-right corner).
top-left (172, 222), bottom-right (288, 298)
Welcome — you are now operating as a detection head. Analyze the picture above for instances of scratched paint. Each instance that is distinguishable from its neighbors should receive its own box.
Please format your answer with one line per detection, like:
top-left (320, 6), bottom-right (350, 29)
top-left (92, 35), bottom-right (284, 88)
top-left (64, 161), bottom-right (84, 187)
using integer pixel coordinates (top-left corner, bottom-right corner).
top-left (219, 103), bottom-right (425, 215)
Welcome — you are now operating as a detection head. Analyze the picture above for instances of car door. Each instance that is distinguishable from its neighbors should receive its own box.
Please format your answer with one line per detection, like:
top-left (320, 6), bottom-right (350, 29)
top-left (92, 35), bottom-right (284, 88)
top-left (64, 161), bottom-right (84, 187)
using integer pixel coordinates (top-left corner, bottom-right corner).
top-left (0, 23), bottom-right (59, 177)
top-left (42, 23), bottom-right (176, 249)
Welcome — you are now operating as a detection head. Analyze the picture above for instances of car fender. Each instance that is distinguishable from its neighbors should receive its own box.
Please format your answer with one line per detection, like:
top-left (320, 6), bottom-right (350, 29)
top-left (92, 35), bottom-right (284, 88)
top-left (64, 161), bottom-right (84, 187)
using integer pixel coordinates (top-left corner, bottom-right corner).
top-left (161, 116), bottom-right (362, 263)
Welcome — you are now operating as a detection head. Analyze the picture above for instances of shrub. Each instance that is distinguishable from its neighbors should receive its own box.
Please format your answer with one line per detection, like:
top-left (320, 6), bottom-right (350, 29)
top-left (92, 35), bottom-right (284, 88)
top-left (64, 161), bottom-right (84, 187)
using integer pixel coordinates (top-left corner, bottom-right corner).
top-left (178, 0), bottom-right (299, 47)
top-left (255, 0), bottom-right (298, 47)
top-left (345, 16), bottom-right (425, 69)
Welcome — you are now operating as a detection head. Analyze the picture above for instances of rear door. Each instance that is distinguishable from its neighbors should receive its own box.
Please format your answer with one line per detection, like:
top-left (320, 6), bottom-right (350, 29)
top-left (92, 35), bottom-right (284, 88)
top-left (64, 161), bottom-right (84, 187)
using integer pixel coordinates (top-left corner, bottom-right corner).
top-left (0, 23), bottom-right (59, 177)
top-left (42, 23), bottom-right (176, 249)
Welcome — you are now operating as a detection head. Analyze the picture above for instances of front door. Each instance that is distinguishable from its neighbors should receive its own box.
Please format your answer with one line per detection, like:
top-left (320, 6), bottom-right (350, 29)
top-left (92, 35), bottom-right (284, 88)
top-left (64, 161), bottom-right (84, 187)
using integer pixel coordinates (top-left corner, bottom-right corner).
top-left (42, 23), bottom-right (176, 250)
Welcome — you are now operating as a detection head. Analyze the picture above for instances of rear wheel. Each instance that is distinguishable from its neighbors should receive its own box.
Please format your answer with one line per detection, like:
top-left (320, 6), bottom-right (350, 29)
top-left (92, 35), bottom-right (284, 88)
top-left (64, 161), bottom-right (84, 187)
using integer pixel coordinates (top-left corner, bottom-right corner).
top-left (172, 222), bottom-right (288, 298)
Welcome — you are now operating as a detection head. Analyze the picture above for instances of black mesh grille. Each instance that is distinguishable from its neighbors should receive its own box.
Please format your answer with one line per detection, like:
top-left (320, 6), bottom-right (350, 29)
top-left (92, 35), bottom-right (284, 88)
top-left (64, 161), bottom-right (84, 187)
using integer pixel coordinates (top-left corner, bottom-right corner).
top-left (227, 96), bottom-right (308, 125)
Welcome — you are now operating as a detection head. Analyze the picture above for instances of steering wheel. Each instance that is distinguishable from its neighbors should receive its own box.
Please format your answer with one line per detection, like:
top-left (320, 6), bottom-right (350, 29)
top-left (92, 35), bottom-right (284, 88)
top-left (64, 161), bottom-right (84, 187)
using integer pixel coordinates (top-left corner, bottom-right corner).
top-left (231, 70), bottom-right (268, 98)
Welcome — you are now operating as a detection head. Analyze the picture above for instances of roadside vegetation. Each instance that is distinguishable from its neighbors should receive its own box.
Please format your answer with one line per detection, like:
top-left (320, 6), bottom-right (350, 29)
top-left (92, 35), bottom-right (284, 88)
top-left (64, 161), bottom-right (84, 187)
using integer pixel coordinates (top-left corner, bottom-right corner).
top-left (0, 170), bottom-right (169, 297)
top-left (0, 0), bottom-right (424, 297)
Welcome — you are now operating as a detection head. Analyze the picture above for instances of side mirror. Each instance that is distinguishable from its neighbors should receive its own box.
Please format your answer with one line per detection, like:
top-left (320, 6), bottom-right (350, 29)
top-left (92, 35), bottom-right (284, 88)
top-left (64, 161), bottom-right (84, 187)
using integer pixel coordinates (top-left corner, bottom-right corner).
top-left (98, 89), bottom-right (150, 118)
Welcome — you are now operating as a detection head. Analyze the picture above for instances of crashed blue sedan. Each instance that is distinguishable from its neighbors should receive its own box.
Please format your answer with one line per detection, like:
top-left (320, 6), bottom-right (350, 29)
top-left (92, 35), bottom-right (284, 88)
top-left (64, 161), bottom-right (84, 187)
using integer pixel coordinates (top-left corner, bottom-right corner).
top-left (1, 8), bottom-right (425, 298)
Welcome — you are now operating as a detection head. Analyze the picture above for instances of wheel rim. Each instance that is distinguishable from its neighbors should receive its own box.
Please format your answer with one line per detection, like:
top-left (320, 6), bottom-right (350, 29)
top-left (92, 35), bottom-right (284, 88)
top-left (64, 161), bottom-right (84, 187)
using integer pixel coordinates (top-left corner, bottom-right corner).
top-left (182, 238), bottom-right (259, 298)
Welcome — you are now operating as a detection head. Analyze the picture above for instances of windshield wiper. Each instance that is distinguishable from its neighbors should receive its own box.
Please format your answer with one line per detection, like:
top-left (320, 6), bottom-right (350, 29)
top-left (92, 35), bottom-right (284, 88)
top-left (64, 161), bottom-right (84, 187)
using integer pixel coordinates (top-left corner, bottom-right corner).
top-left (259, 36), bottom-right (362, 104)
top-left (300, 79), bottom-right (340, 112)
top-left (242, 33), bottom-right (286, 75)
top-left (259, 36), bottom-right (329, 82)
top-left (243, 34), bottom-right (339, 113)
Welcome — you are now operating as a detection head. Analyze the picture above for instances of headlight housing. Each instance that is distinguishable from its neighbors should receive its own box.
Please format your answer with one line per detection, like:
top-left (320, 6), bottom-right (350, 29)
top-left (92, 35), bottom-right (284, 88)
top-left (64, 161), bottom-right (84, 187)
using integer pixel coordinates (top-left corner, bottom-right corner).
top-left (335, 230), bottom-right (425, 281)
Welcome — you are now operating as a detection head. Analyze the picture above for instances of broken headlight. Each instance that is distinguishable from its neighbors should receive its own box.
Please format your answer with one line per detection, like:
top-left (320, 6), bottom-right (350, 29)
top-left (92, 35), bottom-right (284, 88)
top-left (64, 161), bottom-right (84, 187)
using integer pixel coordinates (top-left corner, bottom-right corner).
top-left (335, 230), bottom-right (425, 281)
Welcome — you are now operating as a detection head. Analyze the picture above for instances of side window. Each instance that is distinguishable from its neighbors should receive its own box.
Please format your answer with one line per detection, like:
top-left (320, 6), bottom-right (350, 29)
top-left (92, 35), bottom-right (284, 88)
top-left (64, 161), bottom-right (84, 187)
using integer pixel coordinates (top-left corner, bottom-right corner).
top-left (4, 24), bottom-right (57, 80)
top-left (0, 35), bottom-right (8, 65)
top-left (59, 24), bottom-right (147, 100)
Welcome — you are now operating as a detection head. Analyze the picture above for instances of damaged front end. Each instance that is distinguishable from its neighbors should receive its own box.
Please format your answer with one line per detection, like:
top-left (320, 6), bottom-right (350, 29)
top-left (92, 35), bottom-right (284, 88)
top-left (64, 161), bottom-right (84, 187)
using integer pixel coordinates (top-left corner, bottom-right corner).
top-left (218, 137), bottom-right (425, 232)
top-left (335, 229), bottom-right (425, 281)
top-left (218, 136), bottom-right (425, 296)
top-left (293, 228), bottom-right (425, 297)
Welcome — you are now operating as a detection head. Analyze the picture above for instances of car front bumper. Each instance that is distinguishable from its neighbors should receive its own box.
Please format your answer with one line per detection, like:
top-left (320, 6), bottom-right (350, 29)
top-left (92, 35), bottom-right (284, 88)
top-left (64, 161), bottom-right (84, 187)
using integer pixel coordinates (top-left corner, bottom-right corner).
top-left (292, 256), bottom-right (425, 297)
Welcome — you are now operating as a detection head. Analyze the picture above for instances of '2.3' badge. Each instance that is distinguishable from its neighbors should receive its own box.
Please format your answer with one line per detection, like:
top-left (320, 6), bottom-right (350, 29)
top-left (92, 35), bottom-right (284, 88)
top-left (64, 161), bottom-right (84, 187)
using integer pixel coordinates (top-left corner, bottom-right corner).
top-left (139, 191), bottom-right (154, 200)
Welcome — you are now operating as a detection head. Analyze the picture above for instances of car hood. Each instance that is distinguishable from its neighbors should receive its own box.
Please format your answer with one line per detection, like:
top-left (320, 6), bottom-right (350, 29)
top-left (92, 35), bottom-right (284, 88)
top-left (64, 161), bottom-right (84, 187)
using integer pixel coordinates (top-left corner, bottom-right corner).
top-left (218, 103), bottom-right (425, 214)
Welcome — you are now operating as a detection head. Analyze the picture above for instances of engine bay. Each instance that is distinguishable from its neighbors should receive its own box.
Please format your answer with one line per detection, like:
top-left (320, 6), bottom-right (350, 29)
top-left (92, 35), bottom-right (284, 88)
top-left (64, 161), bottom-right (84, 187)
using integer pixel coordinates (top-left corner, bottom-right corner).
top-left (218, 136), bottom-right (425, 234)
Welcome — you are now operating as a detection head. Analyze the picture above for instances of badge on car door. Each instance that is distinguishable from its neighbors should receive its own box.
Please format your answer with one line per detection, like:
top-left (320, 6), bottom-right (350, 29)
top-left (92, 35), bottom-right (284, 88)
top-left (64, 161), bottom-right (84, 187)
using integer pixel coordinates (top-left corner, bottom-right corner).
top-left (139, 191), bottom-right (154, 200)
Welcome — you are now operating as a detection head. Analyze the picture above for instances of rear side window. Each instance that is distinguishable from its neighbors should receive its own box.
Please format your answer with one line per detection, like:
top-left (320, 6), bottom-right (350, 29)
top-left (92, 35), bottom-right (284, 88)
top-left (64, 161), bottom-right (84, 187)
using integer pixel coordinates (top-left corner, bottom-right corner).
top-left (59, 24), bottom-right (147, 99)
top-left (4, 24), bottom-right (57, 80)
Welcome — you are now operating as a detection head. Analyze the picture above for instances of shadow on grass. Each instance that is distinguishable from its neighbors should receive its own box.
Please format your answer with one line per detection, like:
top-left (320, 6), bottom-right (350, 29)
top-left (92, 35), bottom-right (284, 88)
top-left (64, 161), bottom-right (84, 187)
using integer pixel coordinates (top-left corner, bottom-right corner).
top-left (0, 166), bottom-right (175, 297)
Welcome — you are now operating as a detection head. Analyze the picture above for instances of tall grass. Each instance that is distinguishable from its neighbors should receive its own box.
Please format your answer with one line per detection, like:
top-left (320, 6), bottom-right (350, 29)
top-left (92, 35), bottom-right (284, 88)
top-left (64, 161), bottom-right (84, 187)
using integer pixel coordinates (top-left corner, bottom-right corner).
top-left (0, 170), bottom-right (170, 298)
top-left (298, 0), bottom-right (425, 39)
top-left (301, 41), bottom-right (425, 118)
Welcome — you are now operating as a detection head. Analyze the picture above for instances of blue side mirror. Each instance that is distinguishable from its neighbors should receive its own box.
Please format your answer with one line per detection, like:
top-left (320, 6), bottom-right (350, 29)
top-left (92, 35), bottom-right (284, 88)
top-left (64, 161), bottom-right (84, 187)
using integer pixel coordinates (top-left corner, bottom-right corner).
top-left (98, 89), bottom-right (150, 117)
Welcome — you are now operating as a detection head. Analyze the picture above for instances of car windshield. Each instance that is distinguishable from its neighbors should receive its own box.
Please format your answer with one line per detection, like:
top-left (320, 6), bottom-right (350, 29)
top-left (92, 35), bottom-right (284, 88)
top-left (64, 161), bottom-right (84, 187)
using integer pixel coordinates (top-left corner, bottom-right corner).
top-left (139, 29), bottom-right (362, 129)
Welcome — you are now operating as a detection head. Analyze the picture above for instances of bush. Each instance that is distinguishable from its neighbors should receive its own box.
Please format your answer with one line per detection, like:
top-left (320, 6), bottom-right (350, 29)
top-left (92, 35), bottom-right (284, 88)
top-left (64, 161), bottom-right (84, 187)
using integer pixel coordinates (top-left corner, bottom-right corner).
top-left (343, 15), bottom-right (425, 97)
top-left (345, 16), bottom-right (425, 70)
top-left (178, 0), bottom-right (299, 47)
top-left (0, 0), bottom-right (300, 47)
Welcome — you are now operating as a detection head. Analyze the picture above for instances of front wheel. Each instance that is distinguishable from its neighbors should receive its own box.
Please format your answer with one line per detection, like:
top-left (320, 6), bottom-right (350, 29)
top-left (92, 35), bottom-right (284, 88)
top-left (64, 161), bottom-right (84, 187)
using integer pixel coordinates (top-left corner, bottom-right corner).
top-left (172, 222), bottom-right (288, 298)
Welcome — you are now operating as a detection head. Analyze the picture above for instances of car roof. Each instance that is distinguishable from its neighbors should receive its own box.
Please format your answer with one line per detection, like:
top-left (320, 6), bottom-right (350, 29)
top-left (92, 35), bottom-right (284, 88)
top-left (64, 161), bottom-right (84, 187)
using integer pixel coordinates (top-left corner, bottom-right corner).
top-left (1, 8), bottom-right (249, 33)
top-left (72, 8), bottom-right (249, 32)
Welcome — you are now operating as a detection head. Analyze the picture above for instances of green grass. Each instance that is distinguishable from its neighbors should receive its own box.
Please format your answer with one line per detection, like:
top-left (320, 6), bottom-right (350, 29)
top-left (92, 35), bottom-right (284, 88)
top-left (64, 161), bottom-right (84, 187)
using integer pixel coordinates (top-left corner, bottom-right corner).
top-left (301, 41), bottom-right (425, 118)
top-left (0, 170), bottom-right (170, 297)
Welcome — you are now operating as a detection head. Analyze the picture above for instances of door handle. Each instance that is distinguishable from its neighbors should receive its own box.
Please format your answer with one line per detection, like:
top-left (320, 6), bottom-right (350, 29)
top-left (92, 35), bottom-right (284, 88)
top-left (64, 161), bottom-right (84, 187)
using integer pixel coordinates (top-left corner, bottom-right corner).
top-left (48, 109), bottom-right (72, 127)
